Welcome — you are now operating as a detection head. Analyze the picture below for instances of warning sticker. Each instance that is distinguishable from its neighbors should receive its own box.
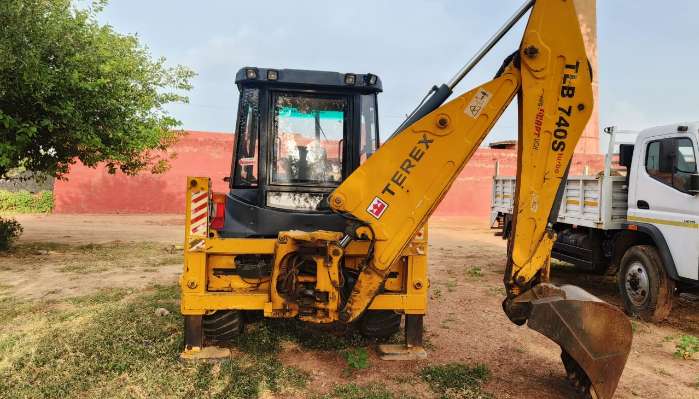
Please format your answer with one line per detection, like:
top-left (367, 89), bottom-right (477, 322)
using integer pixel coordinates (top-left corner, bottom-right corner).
top-left (464, 88), bottom-right (492, 119)
top-left (367, 197), bottom-right (388, 219)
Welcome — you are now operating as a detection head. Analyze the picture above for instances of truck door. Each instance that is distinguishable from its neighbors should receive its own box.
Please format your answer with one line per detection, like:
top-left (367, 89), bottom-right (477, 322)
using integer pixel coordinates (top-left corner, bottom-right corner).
top-left (629, 133), bottom-right (699, 280)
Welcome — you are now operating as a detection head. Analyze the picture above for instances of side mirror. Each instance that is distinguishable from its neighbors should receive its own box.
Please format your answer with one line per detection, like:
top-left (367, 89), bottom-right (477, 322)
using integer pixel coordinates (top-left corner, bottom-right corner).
top-left (690, 174), bottom-right (699, 195)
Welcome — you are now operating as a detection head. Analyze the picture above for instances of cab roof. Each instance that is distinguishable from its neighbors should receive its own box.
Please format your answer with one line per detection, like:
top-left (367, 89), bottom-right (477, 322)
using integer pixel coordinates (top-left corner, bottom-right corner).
top-left (235, 67), bottom-right (382, 93)
top-left (637, 122), bottom-right (699, 140)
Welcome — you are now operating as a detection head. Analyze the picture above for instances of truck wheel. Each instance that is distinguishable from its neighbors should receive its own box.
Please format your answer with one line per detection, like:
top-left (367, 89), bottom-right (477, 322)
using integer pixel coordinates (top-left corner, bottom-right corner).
top-left (203, 310), bottom-right (243, 342)
top-left (358, 311), bottom-right (402, 340)
top-left (618, 245), bottom-right (675, 322)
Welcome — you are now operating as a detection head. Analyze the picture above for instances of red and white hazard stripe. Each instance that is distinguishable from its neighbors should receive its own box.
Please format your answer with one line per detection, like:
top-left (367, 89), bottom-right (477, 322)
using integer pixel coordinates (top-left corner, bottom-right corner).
top-left (189, 191), bottom-right (209, 237)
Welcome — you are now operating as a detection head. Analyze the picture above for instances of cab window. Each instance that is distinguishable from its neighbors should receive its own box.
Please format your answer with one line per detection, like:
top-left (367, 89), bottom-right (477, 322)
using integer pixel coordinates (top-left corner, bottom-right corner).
top-left (232, 88), bottom-right (260, 187)
top-left (645, 137), bottom-right (697, 192)
top-left (359, 94), bottom-right (379, 164)
top-left (271, 93), bottom-right (346, 186)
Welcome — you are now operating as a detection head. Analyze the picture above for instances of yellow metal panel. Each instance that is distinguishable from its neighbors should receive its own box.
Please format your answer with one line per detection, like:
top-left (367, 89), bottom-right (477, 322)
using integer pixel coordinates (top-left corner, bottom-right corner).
top-left (181, 293), bottom-right (270, 314)
top-left (329, 67), bottom-right (519, 320)
top-left (507, 0), bottom-right (594, 287)
top-left (369, 295), bottom-right (426, 314)
top-left (204, 238), bottom-right (276, 254)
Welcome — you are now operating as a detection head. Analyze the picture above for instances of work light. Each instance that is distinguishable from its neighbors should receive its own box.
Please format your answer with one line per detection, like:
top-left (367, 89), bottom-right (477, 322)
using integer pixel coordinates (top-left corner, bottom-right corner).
top-left (245, 68), bottom-right (258, 79)
top-left (344, 73), bottom-right (356, 85)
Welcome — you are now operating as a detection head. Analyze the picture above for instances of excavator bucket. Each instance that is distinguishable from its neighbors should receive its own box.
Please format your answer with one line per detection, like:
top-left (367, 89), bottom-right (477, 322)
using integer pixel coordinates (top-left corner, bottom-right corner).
top-left (513, 283), bottom-right (632, 399)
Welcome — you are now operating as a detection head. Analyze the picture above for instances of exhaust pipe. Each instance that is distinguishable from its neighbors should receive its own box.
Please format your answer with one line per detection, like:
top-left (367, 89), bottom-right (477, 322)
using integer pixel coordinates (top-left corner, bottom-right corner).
top-left (508, 283), bottom-right (632, 399)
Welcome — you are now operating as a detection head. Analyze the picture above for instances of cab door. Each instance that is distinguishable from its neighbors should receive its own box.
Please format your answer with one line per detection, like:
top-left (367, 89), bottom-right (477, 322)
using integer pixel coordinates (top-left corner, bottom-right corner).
top-left (629, 133), bottom-right (699, 280)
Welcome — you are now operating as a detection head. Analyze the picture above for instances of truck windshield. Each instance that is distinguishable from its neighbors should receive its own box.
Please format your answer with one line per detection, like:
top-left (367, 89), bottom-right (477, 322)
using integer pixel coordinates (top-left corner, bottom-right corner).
top-left (271, 94), bottom-right (346, 185)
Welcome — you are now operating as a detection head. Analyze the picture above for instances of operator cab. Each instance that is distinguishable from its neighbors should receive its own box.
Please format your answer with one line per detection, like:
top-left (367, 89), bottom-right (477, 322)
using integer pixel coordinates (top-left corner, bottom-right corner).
top-left (221, 67), bottom-right (382, 238)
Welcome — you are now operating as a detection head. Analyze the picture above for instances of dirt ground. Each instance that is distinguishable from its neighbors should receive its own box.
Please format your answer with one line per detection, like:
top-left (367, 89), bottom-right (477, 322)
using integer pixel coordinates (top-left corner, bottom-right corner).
top-left (4, 214), bottom-right (699, 399)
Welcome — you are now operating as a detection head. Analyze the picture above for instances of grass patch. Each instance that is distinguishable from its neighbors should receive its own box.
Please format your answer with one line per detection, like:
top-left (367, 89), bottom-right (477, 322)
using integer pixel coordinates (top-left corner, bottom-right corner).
top-left (486, 286), bottom-right (506, 297)
top-left (317, 383), bottom-right (395, 399)
top-left (446, 279), bottom-right (457, 293)
top-left (663, 335), bottom-right (676, 342)
top-left (440, 314), bottom-right (457, 330)
top-left (655, 368), bottom-right (671, 377)
top-left (232, 317), bottom-right (372, 355)
top-left (674, 335), bottom-right (699, 360)
top-left (0, 241), bottom-right (176, 274)
top-left (630, 320), bottom-right (640, 334)
top-left (156, 254), bottom-right (182, 266)
top-left (466, 266), bottom-right (483, 278)
top-left (342, 347), bottom-right (370, 372)
top-left (58, 264), bottom-right (109, 273)
top-left (0, 190), bottom-right (53, 213)
top-left (0, 284), bottom-right (308, 398)
top-left (420, 363), bottom-right (493, 399)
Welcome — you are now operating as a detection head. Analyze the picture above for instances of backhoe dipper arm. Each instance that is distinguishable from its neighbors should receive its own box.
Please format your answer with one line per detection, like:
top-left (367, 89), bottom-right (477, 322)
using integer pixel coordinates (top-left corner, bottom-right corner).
top-left (330, 1), bottom-right (632, 398)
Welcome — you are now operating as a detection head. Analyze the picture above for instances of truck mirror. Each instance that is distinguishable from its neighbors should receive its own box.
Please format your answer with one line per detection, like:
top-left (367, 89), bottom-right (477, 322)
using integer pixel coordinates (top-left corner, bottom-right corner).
top-left (690, 174), bottom-right (699, 195)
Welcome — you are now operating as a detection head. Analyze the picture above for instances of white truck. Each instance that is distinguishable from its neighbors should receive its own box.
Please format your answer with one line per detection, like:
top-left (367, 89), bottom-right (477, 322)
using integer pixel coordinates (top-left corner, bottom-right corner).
top-left (491, 123), bottom-right (699, 321)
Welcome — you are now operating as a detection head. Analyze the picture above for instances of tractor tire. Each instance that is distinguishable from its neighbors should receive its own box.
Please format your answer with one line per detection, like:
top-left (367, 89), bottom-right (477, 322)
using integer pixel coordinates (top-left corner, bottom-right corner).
top-left (618, 245), bottom-right (675, 322)
top-left (203, 310), bottom-right (243, 343)
top-left (358, 310), bottom-right (402, 340)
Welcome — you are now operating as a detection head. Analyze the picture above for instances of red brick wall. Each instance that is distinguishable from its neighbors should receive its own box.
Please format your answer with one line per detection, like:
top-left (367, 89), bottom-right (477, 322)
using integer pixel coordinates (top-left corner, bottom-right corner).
top-left (54, 131), bottom-right (233, 214)
top-left (54, 131), bottom-right (604, 218)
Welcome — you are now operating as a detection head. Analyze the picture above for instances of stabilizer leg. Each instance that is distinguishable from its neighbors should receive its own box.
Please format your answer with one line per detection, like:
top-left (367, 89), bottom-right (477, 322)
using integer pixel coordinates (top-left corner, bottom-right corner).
top-left (184, 315), bottom-right (203, 350)
top-left (378, 314), bottom-right (427, 361)
top-left (180, 315), bottom-right (231, 361)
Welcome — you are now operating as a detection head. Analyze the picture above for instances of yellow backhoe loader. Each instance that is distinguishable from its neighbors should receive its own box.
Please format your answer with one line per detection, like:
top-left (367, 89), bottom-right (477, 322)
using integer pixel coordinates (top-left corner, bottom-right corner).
top-left (180, 0), bottom-right (632, 397)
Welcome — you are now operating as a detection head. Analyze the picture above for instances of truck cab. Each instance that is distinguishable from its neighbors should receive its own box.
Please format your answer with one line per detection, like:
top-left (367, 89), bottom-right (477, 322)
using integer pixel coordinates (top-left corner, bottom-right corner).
top-left (626, 122), bottom-right (699, 283)
top-left (221, 67), bottom-right (382, 238)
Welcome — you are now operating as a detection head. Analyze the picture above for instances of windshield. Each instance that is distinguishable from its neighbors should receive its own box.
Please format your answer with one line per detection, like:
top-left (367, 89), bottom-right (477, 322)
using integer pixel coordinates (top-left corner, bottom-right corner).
top-left (271, 94), bottom-right (346, 185)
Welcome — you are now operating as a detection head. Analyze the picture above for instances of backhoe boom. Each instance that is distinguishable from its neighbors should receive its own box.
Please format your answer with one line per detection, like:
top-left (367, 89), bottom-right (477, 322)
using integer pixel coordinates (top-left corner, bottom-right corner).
top-left (329, 0), bottom-right (632, 397)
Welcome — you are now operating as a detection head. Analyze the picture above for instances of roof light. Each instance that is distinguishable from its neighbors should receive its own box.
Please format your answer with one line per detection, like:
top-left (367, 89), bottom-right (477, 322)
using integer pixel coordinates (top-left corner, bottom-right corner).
top-left (344, 73), bottom-right (356, 85)
top-left (267, 69), bottom-right (278, 81)
top-left (365, 73), bottom-right (378, 85)
top-left (245, 68), bottom-right (258, 79)
top-left (678, 125), bottom-right (689, 132)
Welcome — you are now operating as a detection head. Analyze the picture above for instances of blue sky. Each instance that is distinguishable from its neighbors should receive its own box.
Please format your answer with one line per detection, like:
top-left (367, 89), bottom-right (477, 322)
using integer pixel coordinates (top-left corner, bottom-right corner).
top-left (97, 0), bottom-right (699, 149)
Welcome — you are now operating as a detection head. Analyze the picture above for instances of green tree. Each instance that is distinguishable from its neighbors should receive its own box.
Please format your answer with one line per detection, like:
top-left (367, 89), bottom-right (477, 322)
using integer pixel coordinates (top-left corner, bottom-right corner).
top-left (0, 0), bottom-right (194, 179)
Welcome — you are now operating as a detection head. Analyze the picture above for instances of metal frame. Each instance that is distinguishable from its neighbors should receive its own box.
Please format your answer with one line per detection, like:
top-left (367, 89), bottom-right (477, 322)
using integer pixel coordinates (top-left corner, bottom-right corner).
top-left (181, 176), bottom-right (428, 317)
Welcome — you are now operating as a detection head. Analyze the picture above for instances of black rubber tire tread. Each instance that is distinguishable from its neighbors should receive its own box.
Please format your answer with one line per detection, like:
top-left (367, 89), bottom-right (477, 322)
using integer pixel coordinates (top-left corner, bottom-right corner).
top-left (358, 310), bottom-right (402, 339)
top-left (203, 310), bottom-right (243, 342)
top-left (618, 245), bottom-right (675, 322)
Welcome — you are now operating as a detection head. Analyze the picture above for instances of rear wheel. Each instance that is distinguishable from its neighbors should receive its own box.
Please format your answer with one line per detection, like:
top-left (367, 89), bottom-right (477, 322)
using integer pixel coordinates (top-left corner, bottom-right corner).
top-left (358, 311), bottom-right (402, 340)
top-left (618, 245), bottom-right (675, 322)
top-left (203, 310), bottom-right (243, 343)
